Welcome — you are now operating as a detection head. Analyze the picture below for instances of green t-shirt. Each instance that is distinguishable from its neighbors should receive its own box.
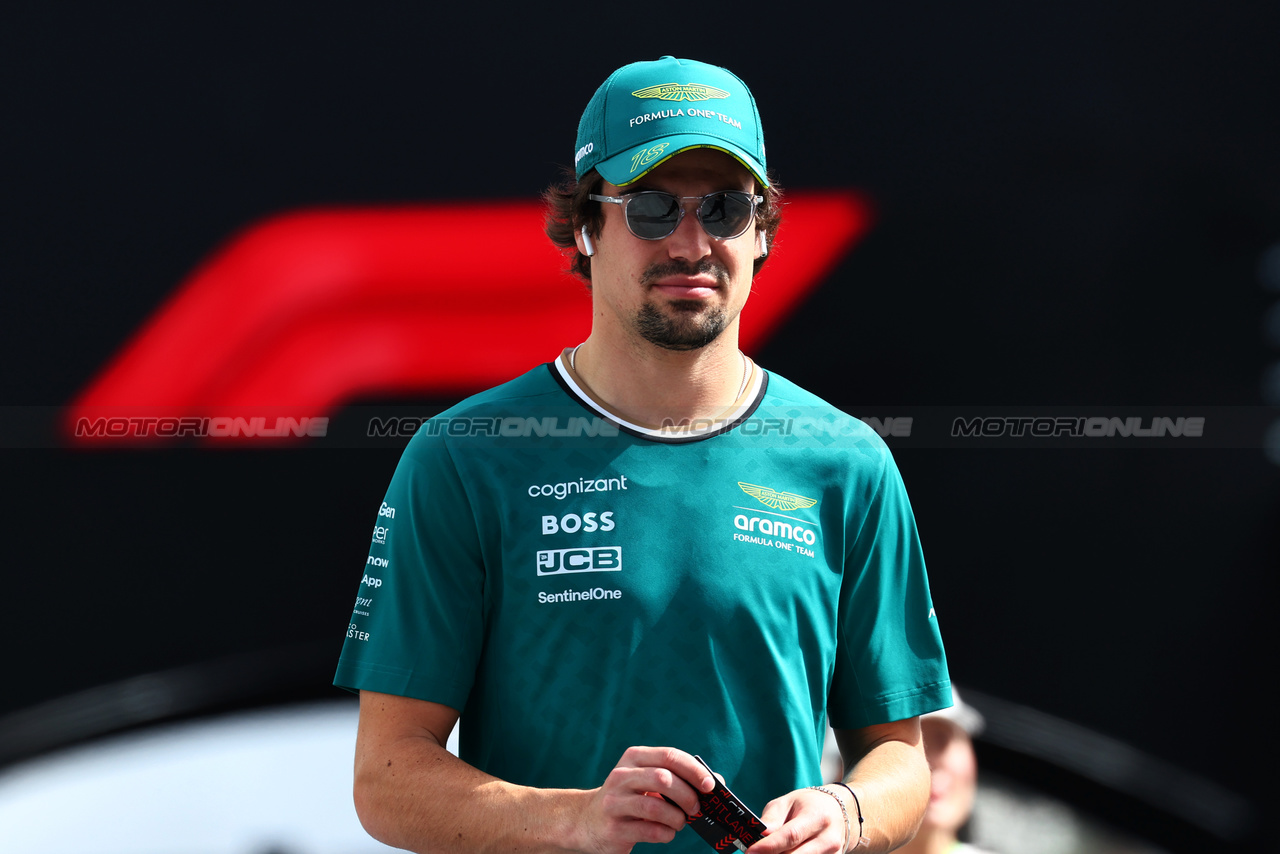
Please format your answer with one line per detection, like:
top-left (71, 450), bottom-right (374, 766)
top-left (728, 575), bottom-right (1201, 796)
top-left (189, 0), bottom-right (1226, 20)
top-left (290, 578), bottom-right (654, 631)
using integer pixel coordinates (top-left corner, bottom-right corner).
top-left (335, 361), bottom-right (950, 848)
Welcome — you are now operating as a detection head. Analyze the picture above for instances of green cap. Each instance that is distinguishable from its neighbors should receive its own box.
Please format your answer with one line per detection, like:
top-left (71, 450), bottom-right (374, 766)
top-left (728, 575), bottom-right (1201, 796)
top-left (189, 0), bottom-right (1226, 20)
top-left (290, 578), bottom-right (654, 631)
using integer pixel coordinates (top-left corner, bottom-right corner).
top-left (574, 56), bottom-right (768, 188)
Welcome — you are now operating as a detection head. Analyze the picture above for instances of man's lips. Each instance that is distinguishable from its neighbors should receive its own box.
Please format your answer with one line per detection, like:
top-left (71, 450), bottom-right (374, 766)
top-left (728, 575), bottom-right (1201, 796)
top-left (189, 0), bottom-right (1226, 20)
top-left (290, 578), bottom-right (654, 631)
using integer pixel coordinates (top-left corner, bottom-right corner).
top-left (649, 275), bottom-right (720, 298)
top-left (640, 259), bottom-right (729, 297)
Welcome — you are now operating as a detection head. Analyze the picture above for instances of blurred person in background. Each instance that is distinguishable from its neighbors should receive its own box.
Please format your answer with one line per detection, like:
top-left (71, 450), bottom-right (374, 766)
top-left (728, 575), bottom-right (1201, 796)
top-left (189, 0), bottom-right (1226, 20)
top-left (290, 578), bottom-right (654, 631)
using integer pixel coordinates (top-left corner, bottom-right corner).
top-left (897, 690), bottom-right (994, 854)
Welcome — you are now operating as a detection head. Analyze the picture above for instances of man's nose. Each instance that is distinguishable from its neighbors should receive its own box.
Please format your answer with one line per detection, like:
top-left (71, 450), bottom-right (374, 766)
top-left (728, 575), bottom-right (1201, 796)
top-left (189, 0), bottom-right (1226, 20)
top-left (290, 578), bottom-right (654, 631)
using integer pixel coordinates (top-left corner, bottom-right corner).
top-left (664, 202), bottom-right (712, 261)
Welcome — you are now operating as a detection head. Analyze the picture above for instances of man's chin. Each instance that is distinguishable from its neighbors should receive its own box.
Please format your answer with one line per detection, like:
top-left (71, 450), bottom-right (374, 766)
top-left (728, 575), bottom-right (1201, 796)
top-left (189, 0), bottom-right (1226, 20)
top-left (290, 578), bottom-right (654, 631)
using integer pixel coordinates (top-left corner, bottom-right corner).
top-left (635, 303), bottom-right (729, 351)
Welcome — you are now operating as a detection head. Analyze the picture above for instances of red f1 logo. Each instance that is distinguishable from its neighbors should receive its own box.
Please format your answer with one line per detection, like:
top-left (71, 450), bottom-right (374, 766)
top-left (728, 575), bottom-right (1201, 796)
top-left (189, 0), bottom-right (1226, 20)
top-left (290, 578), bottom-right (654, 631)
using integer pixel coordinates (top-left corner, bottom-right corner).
top-left (68, 192), bottom-right (872, 442)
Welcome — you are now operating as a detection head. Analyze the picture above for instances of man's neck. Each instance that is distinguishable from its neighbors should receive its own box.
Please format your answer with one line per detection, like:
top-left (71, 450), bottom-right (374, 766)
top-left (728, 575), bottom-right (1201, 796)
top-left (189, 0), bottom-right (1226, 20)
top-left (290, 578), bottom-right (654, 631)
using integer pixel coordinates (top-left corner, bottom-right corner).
top-left (565, 334), bottom-right (753, 429)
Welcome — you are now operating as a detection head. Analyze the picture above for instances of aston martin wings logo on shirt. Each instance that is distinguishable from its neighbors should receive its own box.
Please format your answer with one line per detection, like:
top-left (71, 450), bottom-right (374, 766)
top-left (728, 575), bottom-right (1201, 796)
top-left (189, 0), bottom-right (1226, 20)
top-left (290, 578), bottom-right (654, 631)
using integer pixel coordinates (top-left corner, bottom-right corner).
top-left (738, 482), bottom-right (818, 511)
top-left (632, 82), bottom-right (731, 102)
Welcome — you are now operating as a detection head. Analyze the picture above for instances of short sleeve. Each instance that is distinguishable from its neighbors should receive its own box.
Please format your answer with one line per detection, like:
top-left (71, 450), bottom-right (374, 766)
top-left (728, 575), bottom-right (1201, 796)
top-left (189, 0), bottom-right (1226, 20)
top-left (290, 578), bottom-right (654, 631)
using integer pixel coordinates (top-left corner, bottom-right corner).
top-left (828, 450), bottom-right (951, 728)
top-left (333, 431), bottom-right (487, 710)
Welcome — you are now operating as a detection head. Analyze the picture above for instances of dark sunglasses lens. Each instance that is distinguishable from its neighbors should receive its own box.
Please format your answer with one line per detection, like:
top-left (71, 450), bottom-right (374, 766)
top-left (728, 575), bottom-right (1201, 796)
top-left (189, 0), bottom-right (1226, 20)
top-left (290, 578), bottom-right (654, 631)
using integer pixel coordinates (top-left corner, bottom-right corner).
top-left (699, 192), bottom-right (755, 238)
top-left (626, 193), bottom-right (682, 239)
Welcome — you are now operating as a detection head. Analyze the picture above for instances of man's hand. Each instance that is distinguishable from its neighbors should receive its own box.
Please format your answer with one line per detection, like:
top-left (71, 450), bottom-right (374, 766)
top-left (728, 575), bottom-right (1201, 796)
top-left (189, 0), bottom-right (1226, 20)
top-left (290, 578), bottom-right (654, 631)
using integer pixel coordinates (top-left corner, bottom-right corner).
top-left (749, 787), bottom-right (847, 854)
top-left (577, 746), bottom-right (716, 854)
top-left (357, 694), bottom-right (719, 854)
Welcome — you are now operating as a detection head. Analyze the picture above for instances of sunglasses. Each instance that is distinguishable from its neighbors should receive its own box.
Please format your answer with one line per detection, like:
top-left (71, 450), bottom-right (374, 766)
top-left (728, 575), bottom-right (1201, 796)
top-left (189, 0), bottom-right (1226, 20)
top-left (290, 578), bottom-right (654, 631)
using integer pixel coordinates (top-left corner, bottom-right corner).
top-left (589, 190), bottom-right (764, 241)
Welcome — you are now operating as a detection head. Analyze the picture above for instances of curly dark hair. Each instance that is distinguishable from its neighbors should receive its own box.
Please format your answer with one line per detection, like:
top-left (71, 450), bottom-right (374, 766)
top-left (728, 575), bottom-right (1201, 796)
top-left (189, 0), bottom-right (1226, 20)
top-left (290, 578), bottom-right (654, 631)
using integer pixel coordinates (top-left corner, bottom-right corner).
top-left (543, 165), bottom-right (784, 283)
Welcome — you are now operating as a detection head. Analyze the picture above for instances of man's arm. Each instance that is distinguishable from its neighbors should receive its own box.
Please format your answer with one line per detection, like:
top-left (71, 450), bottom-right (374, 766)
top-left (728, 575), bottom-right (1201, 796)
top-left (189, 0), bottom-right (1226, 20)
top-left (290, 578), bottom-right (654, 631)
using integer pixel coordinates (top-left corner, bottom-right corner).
top-left (353, 690), bottom-right (716, 854)
top-left (751, 718), bottom-right (928, 854)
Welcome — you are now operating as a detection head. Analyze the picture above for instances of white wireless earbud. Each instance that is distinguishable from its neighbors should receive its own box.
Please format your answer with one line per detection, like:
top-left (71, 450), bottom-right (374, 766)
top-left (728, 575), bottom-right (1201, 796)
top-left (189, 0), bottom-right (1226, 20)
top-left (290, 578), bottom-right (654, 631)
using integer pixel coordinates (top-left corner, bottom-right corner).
top-left (756, 230), bottom-right (768, 257)
top-left (580, 226), bottom-right (596, 257)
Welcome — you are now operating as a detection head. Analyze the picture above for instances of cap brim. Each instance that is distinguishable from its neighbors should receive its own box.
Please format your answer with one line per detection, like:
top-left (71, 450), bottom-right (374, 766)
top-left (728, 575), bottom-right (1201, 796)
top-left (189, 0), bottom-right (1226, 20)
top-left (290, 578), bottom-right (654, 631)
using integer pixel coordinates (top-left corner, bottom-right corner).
top-left (595, 135), bottom-right (769, 188)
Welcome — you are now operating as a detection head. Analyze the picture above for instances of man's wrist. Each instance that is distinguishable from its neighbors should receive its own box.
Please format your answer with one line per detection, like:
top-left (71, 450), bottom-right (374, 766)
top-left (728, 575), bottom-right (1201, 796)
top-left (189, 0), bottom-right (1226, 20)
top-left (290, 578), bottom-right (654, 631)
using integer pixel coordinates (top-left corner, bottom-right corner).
top-left (557, 787), bottom-right (598, 854)
top-left (806, 785), bottom-right (850, 852)
top-left (830, 781), bottom-right (869, 849)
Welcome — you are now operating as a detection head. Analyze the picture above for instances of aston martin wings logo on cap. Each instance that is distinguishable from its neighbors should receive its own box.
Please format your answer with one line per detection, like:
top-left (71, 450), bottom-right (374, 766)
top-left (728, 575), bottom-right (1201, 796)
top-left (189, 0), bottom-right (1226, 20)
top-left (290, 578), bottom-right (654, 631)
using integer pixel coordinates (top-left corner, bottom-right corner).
top-left (738, 482), bottom-right (818, 511)
top-left (632, 82), bottom-right (732, 102)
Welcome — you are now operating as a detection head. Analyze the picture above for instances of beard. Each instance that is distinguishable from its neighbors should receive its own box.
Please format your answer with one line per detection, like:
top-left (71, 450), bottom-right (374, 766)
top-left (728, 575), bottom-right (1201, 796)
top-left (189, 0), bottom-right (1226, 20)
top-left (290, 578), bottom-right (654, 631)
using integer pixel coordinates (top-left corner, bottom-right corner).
top-left (633, 258), bottom-right (733, 351)
top-left (634, 301), bottom-right (729, 350)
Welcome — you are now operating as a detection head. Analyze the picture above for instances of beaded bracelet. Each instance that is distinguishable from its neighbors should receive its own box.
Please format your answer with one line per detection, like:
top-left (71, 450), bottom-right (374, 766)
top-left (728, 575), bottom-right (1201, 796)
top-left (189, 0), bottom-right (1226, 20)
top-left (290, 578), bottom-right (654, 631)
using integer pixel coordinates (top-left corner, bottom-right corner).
top-left (830, 781), bottom-right (870, 849)
top-left (806, 785), bottom-right (850, 852)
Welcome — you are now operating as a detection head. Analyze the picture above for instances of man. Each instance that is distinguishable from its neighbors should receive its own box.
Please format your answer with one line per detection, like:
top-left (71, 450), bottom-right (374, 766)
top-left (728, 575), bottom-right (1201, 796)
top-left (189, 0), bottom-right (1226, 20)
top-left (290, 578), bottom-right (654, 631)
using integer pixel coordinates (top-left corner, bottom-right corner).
top-left (335, 56), bottom-right (951, 854)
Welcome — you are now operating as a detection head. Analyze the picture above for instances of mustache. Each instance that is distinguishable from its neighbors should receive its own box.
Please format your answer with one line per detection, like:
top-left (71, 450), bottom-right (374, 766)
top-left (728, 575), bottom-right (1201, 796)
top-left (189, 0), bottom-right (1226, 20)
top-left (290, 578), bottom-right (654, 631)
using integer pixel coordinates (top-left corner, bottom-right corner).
top-left (639, 258), bottom-right (730, 286)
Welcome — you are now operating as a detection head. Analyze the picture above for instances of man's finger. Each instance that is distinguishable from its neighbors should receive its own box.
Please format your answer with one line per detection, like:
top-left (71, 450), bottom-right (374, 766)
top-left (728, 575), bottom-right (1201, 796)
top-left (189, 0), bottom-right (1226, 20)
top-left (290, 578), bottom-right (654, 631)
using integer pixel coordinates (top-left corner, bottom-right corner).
top-left (620, 746), bottom-right (716, 792)
top-left (758, 794), bottom-right (796, 830)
